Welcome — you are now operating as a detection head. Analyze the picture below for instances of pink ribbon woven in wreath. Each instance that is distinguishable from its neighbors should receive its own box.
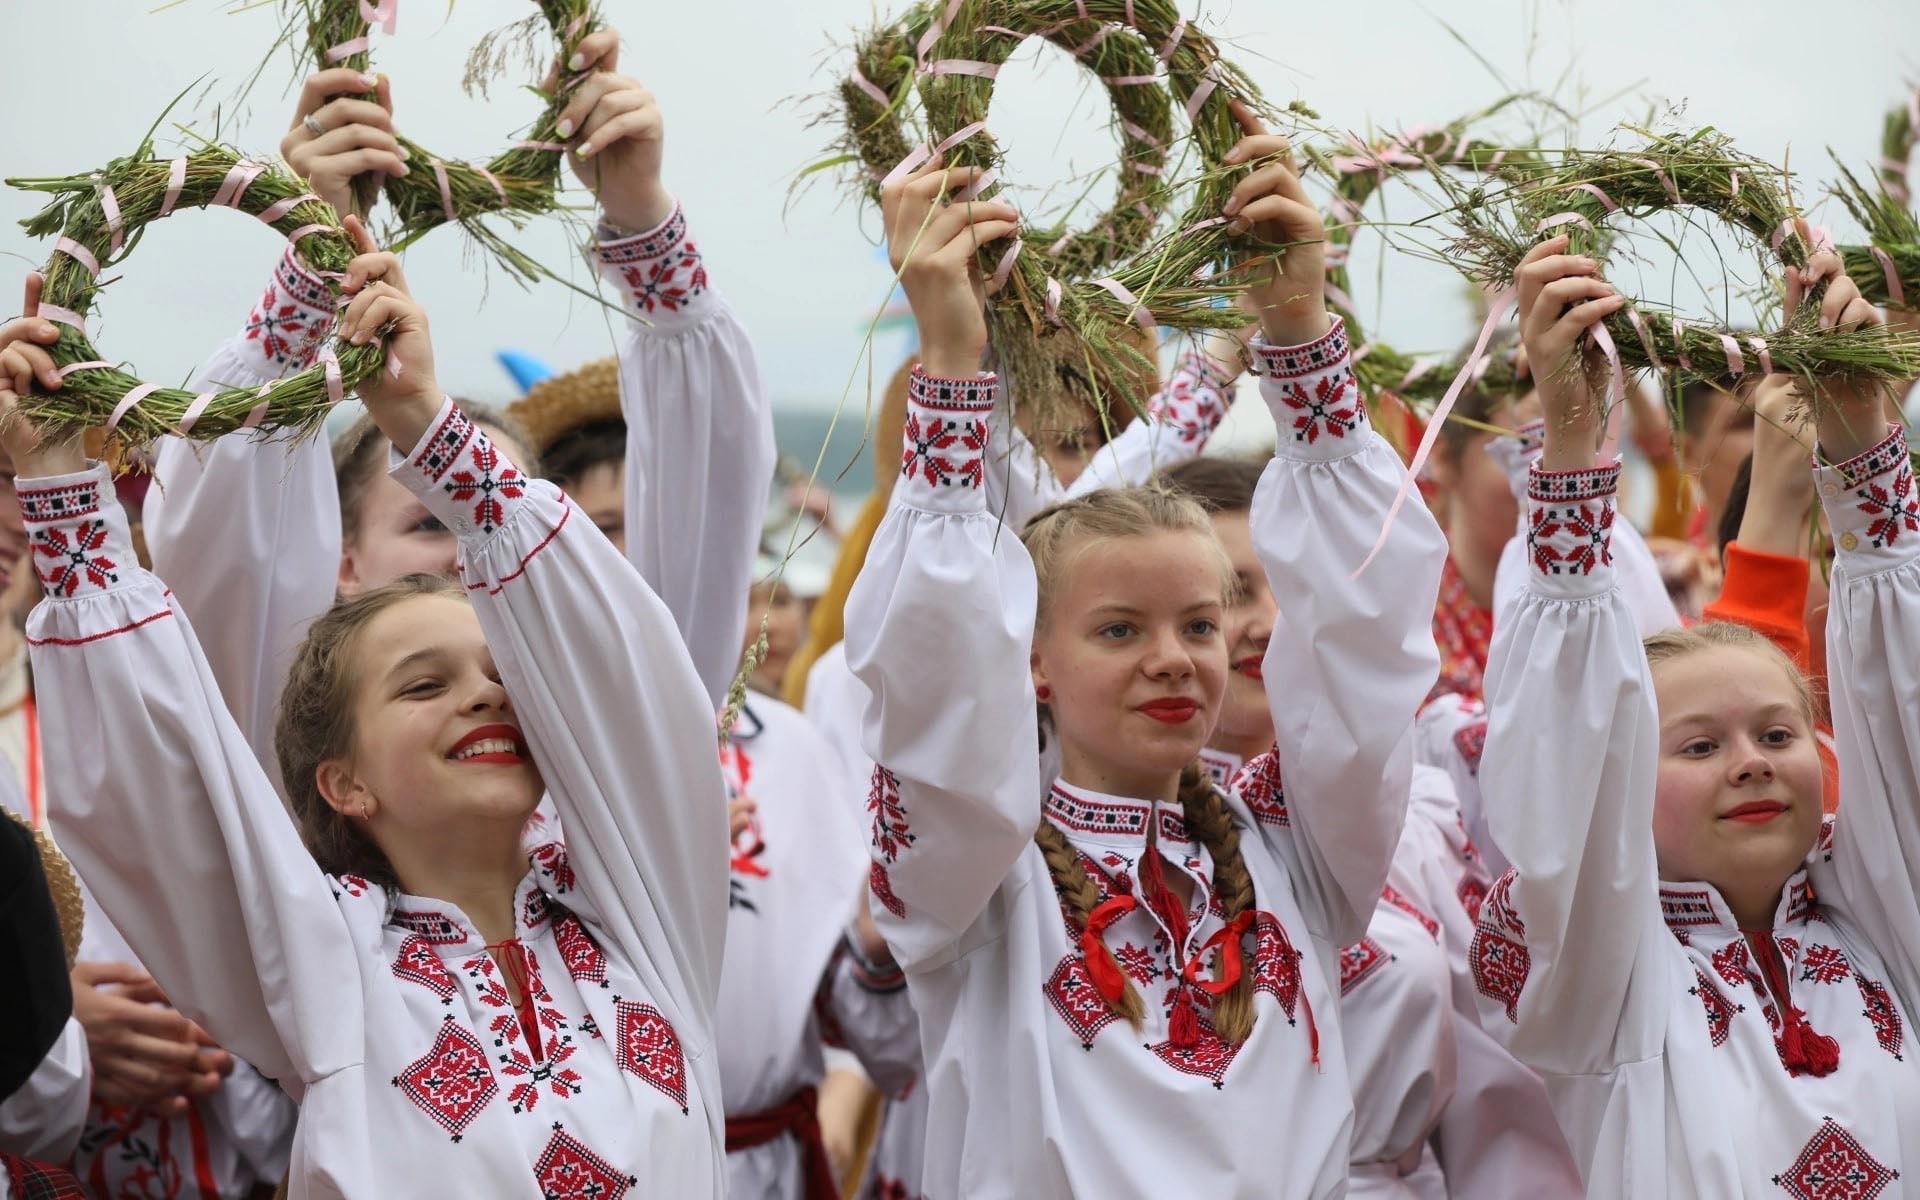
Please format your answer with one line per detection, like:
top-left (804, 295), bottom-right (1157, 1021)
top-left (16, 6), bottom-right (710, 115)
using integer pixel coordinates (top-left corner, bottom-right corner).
top-left (881, 120), bottom-right (988, 188)
top-left (158, 157), bottom-right (188, 218)
top-left (211, 162), bottom-right (266, 211)
top-left (1871, 247), bottom-right (1907, 308)
top-left (55, 238), bottom-right (99, 280)
top-left (1092, 277), bottom-right (1154, 332)
top-left (99, 186), bottom-right (125, 257)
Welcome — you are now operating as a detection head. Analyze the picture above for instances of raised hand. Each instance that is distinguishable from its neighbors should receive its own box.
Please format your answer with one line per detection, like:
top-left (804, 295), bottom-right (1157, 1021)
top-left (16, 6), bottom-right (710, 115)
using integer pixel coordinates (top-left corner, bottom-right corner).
top-left (1222, 101), bottom-right (1329, 347)
top-left (1513, 234), bottom-right (1625, 470)
top-left (1785, 248), bottom-right (1890, 463)
top-left (0, 274), bottom-right (83, 478)
top-left (881, 160), bottom-right (1019, 379)
top-left (337, 216), bottom-right (441, 449)
top-left (552, 30), bottom-right (672, 234)
top-left (282, 69), bottom-right (408, 220)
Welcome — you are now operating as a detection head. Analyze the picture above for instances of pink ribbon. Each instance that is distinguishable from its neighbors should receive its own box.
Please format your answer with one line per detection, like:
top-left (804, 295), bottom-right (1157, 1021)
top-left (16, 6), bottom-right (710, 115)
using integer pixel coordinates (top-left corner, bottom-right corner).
top-left (929, 59), bottom-right (999, 78)
top-left (55, 238), bottom-right (100, 279)
top-left (211, 161), bottom-right (265, 210)
top-left (1626, 307), bottom-right (1660, 368)
top-left (1872, 247), bottom-right (1907, 307)
top-left (1747, 337), bottom-right (1773, 376)
top-left (1118, 117), bottom-right (1162, 150)
top-left (176, 391), bottom-right (217, 436)
top-left (432, 159), bottom-right (457, 223)
top-left (284, 223), bottom-right (334, 245)
top-left (104, 383), bottom-right (159, 433)
top-left (1717, 333), bottom-right (1744, 377)
top-left (1123, 0), bottom-right (1137, 25)
top-left (1592, 322), bottom-right (1626, 460)
top-left (915, 0), bottom-right (966, 63)
top-left (881, 120), bottom-right (988, 188)
top-left (987, 238), bottom-right (1022, 295)
top-left (1728, 169), bottom-right (1740, 199)
top-left (516, 140), bottom-right (569, 153)
top-left (1398, 356), bottom-right (1441, 390)
top-left (256, 193), bottom-right (319, 225)
top-left (55, 360), bottom-right (112, 379)
top-left (158, 157), bottom-right (187, 218)
top-left (1628, 157), bottom-right (1682, 205)
top-left (1071, 25), bottom-right (1111, 57)
top-left (1048, 231), bottom-right (1074, 256)
top-left (358, 0), bottom-right (397, 34)
top-left (1535, 211), bottom-right (1596, 236)
top-left (1129, 161), bottom-right (1163, 176)
top-left (1184, 62), bottom-right (1222, 122)
top-left (1044, 276), bottom-right (1063, 325)
top-left (320, 344), bottom-right (346, 407)
top-left (849, 65), bottom-right (890, 107)
top-left (956, 169), bottom-right (998, 201)
top-left (1103, 74), bottom-right (1159, 86)
top-left (99, 185), bottom-right (125, 256)
top-left (242, 381), bottom-right (278, 430)
top-left (36, 303), bottom-right (85, 330)
top-left (475, 166), bottom-right (508, 207)
top-left (326, 37), bottom-right (370, 63)
top-left (1158, 19), bottom-right (1186, 62)
top-left (1322, 282), bottom-right (1356, 315)
top-left (1670, 318), bottom-right (1692, 371)
top-left (1356, 288), bottom-right (1517, 577)
top-left (1092, 277), bottom-right (1154, 331)
top-left (1564, 182), bottom-right (1619, 212)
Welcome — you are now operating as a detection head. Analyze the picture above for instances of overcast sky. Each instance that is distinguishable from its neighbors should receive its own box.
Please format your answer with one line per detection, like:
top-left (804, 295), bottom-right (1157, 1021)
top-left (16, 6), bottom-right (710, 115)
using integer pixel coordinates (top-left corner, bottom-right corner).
top-left (0, 0), bottom-right (1913, 425)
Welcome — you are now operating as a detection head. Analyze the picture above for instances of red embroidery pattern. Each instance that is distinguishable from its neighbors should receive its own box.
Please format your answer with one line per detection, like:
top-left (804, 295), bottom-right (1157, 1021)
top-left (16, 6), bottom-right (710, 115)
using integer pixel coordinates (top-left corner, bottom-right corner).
top-left (1471, 872), bottom-right (1530, 1022)
top-left (392, 935), bottom-right (459, 1003)
top-left (533, 1127), bottom-right (636, 1200)
top-left (18, 479), bottom-right (101, 524)
top-left (33, 522), bottom-right (119, 596)
top-left (1338, 938), bottom-right (1391, 995)
top-left (529, 842), bottom-right (576, 894)
top-left (1456, 875), bottom-right (1488, 924)
top-left (1711, 941), bottom-right (1749, 988)
top-left (333, 873), bottom-right (372, 899)
top-left (1451, 717), bottom-right (1490, 773)
top-left (554, 914), bottom-right (607, 987)
top-left (1113, 942), bottom-right (1161, 987)
top-left (392, 908), bottom-right (470, 946)
top-left (1657, 885), bottom-right (1724, 932)
top-left (1381, 885), bottom-right (1440, 938)
top-left (1276, 368), bottom-right (1362, 445)
top-left (1833, 430), bottom-right (1919, 550)
top-left (869, 861), bottom-right (907, 919)
top-left (1148, 353), bottom-right (1230, 447)
top-left (869, 766), bottom-right (914, 863)
top-left (1801, 943), bottom-right (1853, 985)
top-left (1045, 784), bottom-right (1152, 837)
top-left (900, 409), bottom-right (989, 490)
top-left (1251, 911), bottom-right (1303, 1021)
top-left (1858, 976), bottom-right (1904, 1059)
top-left (1148, 1025), bottom-right (1242, 1088)
top-left (243, 251), bottom-right (331, 369)
top-left (1690, 969), bottom-right (1739, 1048)
top-left (444, 435), bottom-right (526, 535)
top-left (393, 1021), bottom-right (499, 1141)
top-left (613, 1001), bottom-right (688, 1112)
top-left (1772, 1118), bottom-right (1899, 1200)
top-left (500, 1035), bottom-right (583, 1114)
top-left (1528, 500), bottom-right (1614, 577)
top-left (1430, 559), bottom-right (1493, 704)
top-left (414, 406), bottom-right (476, 484)
top-left (1230, 748), bottom-right (1289, 828)
top-left (1045, 955), bottom-right (1121, 1049)
top-left (1252, 318), bottom-right (1350, 379)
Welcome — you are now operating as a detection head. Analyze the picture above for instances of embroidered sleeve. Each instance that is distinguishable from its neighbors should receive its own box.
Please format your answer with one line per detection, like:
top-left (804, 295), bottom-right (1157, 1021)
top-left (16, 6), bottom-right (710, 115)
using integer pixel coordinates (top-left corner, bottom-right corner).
top-left (592, 203), bottom-right (713, 332)
top-left (1253, 317), bottom-right (1366, 462)
top-left (1146, 351), bottom-right (1235, 452)
top-left (1817, 424), bottom-right (1919, 569)
top-left (1525, 460), bottom-right (1621, 599)
top-left (20, 466), bottom-right (139, 605)
top-left (238, 245), bottom-right (333, 373)
top-left (895, 367), bottom-right (995, 514)
top-left (391, 399), bottom-right (538, 551)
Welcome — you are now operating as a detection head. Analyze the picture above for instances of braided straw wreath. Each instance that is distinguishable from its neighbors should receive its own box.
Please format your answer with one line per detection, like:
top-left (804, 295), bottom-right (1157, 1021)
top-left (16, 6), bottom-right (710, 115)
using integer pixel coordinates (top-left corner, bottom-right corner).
top-left (839, 0), bottom-right (1277, 424)
top-left (7, 142), bottom-right (385, 444)
top-left (301, 0), bottom-right (600, 274)
top-left (1835, 86), bottom-right (1920, 313)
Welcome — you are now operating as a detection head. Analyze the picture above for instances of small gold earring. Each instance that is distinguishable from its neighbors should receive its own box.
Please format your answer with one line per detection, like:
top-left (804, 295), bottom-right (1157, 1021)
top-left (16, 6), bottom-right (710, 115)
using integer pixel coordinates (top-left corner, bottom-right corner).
top-left (359, 801), bottom-right (371, 821)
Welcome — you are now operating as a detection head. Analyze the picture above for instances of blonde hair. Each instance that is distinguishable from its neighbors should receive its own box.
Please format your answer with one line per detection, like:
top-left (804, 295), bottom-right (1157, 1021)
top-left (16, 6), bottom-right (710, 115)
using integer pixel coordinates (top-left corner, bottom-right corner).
top-left (1021, 485), bottom-right (1235, 628)
top-left (1644, 621), bottom-right (1815, 722)
top-left (275, 574), bottom-right (468, 888)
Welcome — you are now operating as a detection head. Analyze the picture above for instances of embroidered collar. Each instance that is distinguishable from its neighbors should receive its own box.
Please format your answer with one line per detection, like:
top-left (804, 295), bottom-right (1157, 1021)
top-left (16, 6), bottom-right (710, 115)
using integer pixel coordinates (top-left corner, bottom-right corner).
top-left (1045, 780), bottom-right (1194, 849)
top-left (389, 870), bottom-right (553, 956)
top-left (1196, 747), bottom-right (1242, 791)
top-left (1658, 869), bottom-right (1818, 936)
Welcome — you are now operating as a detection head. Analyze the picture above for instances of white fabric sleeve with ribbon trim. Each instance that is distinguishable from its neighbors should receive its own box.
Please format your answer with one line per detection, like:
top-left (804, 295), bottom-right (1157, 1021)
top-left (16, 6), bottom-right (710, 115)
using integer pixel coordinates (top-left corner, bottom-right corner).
top-left (145, 249), bottom-right (344, 793)
top-left (844, 368), bottom-right (1043, 972)
top-left (390, 399), bottom-right (731, 1051)
top-left (594, 203), bottom-right (776, 711)
top-left (26, 463), bottom-right (365, 1094)
top-left (1472, 459), bottom-right (1673, 1078)
top-left (1233, 317), bottom-right (1447, 947)
top-left (1813, 424), bottom-right (1920, 1007)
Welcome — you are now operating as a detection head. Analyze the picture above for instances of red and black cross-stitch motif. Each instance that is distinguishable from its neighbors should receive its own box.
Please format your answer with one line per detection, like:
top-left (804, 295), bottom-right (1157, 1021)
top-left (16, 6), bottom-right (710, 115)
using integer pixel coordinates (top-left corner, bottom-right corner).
top-left (499, 1030), bottom-right (584, 1114)
top-left (1457, 874), bottom-right (1489, 924)
top-left (1527, 499), bottom-right (1614, 577)
top-left (1044, 785), bottom-right (1151, 838)
top-left (869, 861), bottom-right (906, 919)
top-left (529, 841), bottom-right (576, 894)
top-left (522, 887), bottom-right (552, 932)
top-left (868, 766), bottom-right (914, 864)
top-left (414, 405), bottom-right (477, 485)
top-left (392, 907), bottom-right (470, 947)
top-left (18, 478), bottom-right (101, 525)
top-left (1113, 941), bottom-right (1161, 988)
top-left (392, 934), bottom-right (459, 1003)
top-left (1785, 876), bottom-right (1819, 923)
top-left (1471, 872), bottom-right (1530, 1022)
top-left (899, 409), bottom-right (989, 490)
top-left (1338, 938), bottom-right (1391, 995)
top-left (597, 207), bottom-right (688, 263)
top-left (1381, 884), bottom-right (1440, 939)
top-left (1858, 976), bottom-right (1904, 1060)
top-left (1831, 429), bottom-right (1918, 549)
top-left (1045, 954), bottom-right (1122, 1049)
top-left (533, 1127), bottom-right (636, 1200)
top-left (1148, 353), bottom-right (1231, 447)
top-left (1527, 462), bottom-right (1621, 504)
top-left (32, 522), bottom-right (118, 597)
top-left (1276, 368), bottom-right (1363, 445)
top-left (333, 873), bottom-right (372, 899)
top-left (393, 1020), bottom-right (499, 1141)
top-left (1148, 1025), bottom-right (1242, 1088)
top-left (613, 1000), bottom-right (688, 1112)
top-left (1452, 719), bottom-right (1488, 776)
top-left (1711, 940), bottom-right (1750, 989)
top-left (1251, 910), bottom-right (1303, 1021)
top-left (617, 248), bottom-right (709, 315)
top-left (1772, 1118), bottom-right (1899, 1200)
top-left (443, 434), bottom-right (526, 535)
top-left (1657, 885), bottom-right (1724, 934)
top-left (1801, 943), bottom-right (1853, 985)
top-left (1690, 969), bottom-right (1739, 1048)
top-left (1252, 317), bottom-right (1351, 379)
top-left (242, 251), bottom-right (332, 369)
top-left (1231, 747), bottom-right (1289, 828)
top-left (553, 913), bottom-right (607, 987)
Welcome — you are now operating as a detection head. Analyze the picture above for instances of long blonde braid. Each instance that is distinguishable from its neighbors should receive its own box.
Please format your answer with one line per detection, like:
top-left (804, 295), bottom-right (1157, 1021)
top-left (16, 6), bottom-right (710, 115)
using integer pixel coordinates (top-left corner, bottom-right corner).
top-left (1177, 765), bottom-right (1258, 1044)
top-left (1034, 818), bottom-right (1146, 1027)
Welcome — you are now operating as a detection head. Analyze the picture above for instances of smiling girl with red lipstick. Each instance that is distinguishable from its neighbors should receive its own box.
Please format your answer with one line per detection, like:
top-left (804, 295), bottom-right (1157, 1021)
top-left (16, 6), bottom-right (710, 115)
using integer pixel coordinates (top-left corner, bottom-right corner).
top-left (1472, 239), bottom-right (1920, 1193)
top-left (842, 105), bottom-right (1449, 1199)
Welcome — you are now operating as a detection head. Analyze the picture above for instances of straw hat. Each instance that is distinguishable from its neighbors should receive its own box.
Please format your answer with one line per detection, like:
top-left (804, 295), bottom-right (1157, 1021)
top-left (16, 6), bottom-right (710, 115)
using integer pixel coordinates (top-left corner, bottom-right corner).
top-left (506, 357), bottom-right (623, 457)
top-left (5, 810), bottom-right (84, 969)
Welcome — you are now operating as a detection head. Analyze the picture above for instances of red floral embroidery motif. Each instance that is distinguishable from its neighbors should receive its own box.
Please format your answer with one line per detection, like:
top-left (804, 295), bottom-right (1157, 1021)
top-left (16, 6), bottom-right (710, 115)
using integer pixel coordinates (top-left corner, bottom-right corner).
top-left (444, 438), bottom-right (525, 534)
top-left (529, 841), bottom-right (575, 894)
top-left (1457, 875), bottom-right (1489, 924)
top-left (1113, 942), bottom-right (1161, 987)
top-left (1149, 360), bottom-right (1227, 446)
top-left (1231, 747), bottom-right (1288, 828)
top-left (1858, 976), bottom-right (1904, 1060)
top-left (1711, 940), bottom-right (1749, 988)
top-left (393, 1021), bottom-right (499, 1141)
top-left (554, 914), bottom-right (607, 987)
top-left (1691, 969), bottom-right (1739, 1048)
top-left (1045, 955), bottom-right (1121, 1048)
top-left (1338, 938), bottom-right (1391, 995)
top-left (613, 1001), bottom-right (688, 1112)
top-left (1430, 560), bottom-right (1493, 704)
top-left (899, 410), bottom-right (988, 489)
top-left (499, 1033), bottom-right (583, 1114)
top-left (1381, 885), bottom-right (1440, 938)
top-left (1148, 1025), bottom-right (1242, 1088)
top-left (619, 247), bottom-right (708, 314)
top-left (1471, 873), bottom-right (1530, 1022)
top-left (1801, 943), bottom-right (1853, 985)
top-left (1251, 911), bottom-right (1303, 1021)
top-left (33, 522), bottom-right (118, 596)
top-left (1772, 1118), bottom-right (1899, 1200)
top-left (1277, 369), bottom-right (1361, 444)
top-left (533, 1127), bottom-right (636, 1200)
top-left (1853, 460), bottom-right (1920, 549)
top-left (869, 766), bottom-right (914, 864)
top-left (868, 861), bottom-right (906, 919)
top-left (334, 873), bottom-right (371, 898)
top-left (392, 935), bottom-right (458, 1003)
top-left (1529, 501), bottom-right (1614, 576)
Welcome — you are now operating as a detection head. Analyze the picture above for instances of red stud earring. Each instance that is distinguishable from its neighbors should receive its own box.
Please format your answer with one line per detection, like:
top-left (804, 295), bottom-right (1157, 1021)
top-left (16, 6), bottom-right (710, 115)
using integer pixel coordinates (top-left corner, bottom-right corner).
top-left (1035, 685), bottom-right (1052, 702)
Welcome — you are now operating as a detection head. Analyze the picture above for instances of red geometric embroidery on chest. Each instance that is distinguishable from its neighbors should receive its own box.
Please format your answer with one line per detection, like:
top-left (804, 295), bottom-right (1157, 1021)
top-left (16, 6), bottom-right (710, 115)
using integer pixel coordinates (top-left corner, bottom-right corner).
top-left (1278, 369), bottom-right (1361, 444)
top-left (1470, 875), bottom-right (1529, 1022)
top-left (443, 436), bottom-right (526, 534)
top-left (868, 861), bottom-right (907, 919)
top-left (1113, 941), bottom-right (1162, 988)
top-left (1452, 720), bottom-right (1488, 776)
top-left (1857, 976), bottom-right (1905, 1059)
top-left (529, 841), bottom-right (576, 894)
top-left (1338, 938), bottom-right (1392, 995)
top-left (533, 1127), bottom-right (637, 1200)
top-left (523, 888), bottom-right (553, 932)
top-left (392, 1020), bottom-right (499, 1141)
top-left (499, 1027), bottom-right (584, 1114)
top-left (1772, 1118), bottom-right (1899, 1200)
top-left (1801, 943), bottom-right (1854, 985)
top-left (392, 935), bottom-right (459, 1003)
top-left (1045, 955), bottom-right (1121, 1049)
top-left (33, 522), bottom-right (118, 596)
top-left (1457, 875), bottom-right (1489, 924)
top-left (868, 766), bottom-right (914, 864)
top-left (1689, 969), bottom-right (1740, 1048)
top-left (1148, 1025), bottom-right (1243, 1088)
top-left (613, 1001), bottom-right (688, 1112)
top-left (1251, 911), bottom-right (1303, 1021)
top-left (1852, 458), bottom-right (1920, 549)
top-left (1528, 502), bottom-right (1614, 576)
top-left (1232, 749), bottom-right (1289, 828)
top-left (899, 410), bottom-right (988, 490)
top-left (1381, 885), bottom-right (1441, 938)
top-left (554, 914), bottom-right (608, 987)
top-left (1711, 941), bottom-right (1750, 988)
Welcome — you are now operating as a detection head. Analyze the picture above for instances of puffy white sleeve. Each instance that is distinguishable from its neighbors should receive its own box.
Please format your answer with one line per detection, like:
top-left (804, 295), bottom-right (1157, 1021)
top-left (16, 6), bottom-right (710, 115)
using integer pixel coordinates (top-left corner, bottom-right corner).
top-left (1236, 319), bottom-right (1447, 945)
top-left (144, 245), bottom-right (344, 788)
top-left (815, 929), bottom-right (921, 1098)
top-left (594, 205), bottom-right (775, 711)
top-left (0, 1019), bottom-right (87, 1160)
top-left (1469, 460), bottom-right (1672, 1075)
top-left (391, 401), bottom-right (729, 1044)
top-left (844, 369), bottom-right (1042, 972)
top-left (1813, 425), bottom-right (1920, 1004)
top-left (26, 465), bottom-right (363, 1092)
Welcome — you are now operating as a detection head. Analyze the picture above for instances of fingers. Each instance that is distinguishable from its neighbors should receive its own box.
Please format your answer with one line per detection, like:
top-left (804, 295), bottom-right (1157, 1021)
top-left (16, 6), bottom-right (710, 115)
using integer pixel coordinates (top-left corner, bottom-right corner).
top-left (303, 97), bottom-right (397, 139)
top-left (1556, 294), bottom-right (1627, 334)
top-left (1222, 132), bottom-right (1291, 169)
top-left (72, 961), bottom-right (154, 988)
top-left (295, 68), bottom-right (382, 125)
top-left (341, 286), bottom-right (418, 345)
top-left (1514, 236), bottom-right (1600, 313)
top-left (298, 125), bottom-right (409, 174)
top-left (21, 271), bottom-right (42, 321)
top-left (572, 86), bottom-right (657, 158)
top-left (343, 214), bottom-right (380, 257)
top-left (568, 28), bottom-right (619, 75)
top-left (343, 249), bottom-right (404, 295)
top-left (1227, 97), bottom-right (1267, 140)
top-left (0, 342), bottom-right (62, 393)
top-left (1227, 194), bottom-right (1319, 239)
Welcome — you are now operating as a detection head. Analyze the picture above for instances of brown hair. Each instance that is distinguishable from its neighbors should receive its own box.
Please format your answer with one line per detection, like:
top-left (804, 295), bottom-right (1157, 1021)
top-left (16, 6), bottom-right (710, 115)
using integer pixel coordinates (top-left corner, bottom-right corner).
top-left (1436, 328), bottom-right (1529, 460)
top-left (275, 574), bottom-right (467, 888)
top-left (541, 419), bottom-right (626, 490)
top-left (1159, 456), bottom-right (1268, 517)
top-left (1035, 764), bottom-right (1259, 1042)
top-left (333, 401), bottom-right (541, 543)
top-left (1644, 621), bottom-right (1815, 722)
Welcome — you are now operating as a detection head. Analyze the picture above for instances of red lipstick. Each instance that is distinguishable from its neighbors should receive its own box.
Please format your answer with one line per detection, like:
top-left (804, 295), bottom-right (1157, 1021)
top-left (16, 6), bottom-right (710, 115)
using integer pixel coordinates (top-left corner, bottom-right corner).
top-left (1234, 656), bottom-right (1264, 681)
top-left (1721, 801), bottom-right (1788, 824)
top-left (1137, 698), bottom-right (1199, 725)
top-left (448, 723), bottom-right (529, 766)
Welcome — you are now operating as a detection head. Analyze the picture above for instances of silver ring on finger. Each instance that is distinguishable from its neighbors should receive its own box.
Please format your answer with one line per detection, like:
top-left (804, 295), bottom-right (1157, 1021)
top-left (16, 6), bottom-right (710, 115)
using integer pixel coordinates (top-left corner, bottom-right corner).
top-left (304, 114), bottom-right (327, 139)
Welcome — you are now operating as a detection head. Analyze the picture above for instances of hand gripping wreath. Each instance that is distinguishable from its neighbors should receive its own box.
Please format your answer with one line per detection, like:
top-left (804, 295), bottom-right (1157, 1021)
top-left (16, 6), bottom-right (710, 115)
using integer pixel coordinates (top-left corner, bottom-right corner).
top-left (7, 143), bottom-right (384, 443)
top-left (1834, 87), bottom-right (1920, 312)
top-left (303, 0), bottom-right (599, 269)
top-left (1449, 129), bottom-right (1920, 407)
top-left (840, 0), bottom-right (1271, 423)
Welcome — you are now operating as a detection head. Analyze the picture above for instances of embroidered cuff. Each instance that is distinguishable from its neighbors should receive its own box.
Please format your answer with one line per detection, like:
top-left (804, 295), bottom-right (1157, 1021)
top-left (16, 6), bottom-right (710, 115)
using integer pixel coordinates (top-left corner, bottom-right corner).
top-left (840, 929), bottom-right (906, 992)
top-left (1816, 424), bottom-right (1920, 567)
top-left (1486, 418), bottom-right (1546, 503)
top-left (1147, 352), bottom-right (1234, 450)
top-left (19, 464), bottom-right (137, 600)
top-left (1524, 461), bottom-right (1620, 598)
top-left (1253, 318), bottom-right (1368, 462)
top-left (240, 245), bottom-right (334, 372)
top-left (591, 202), bottom-right (712, 330)
top-left (897, 367), bottom-right (995, 514)
top-left (391, 399), bottom-right (534, 541)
